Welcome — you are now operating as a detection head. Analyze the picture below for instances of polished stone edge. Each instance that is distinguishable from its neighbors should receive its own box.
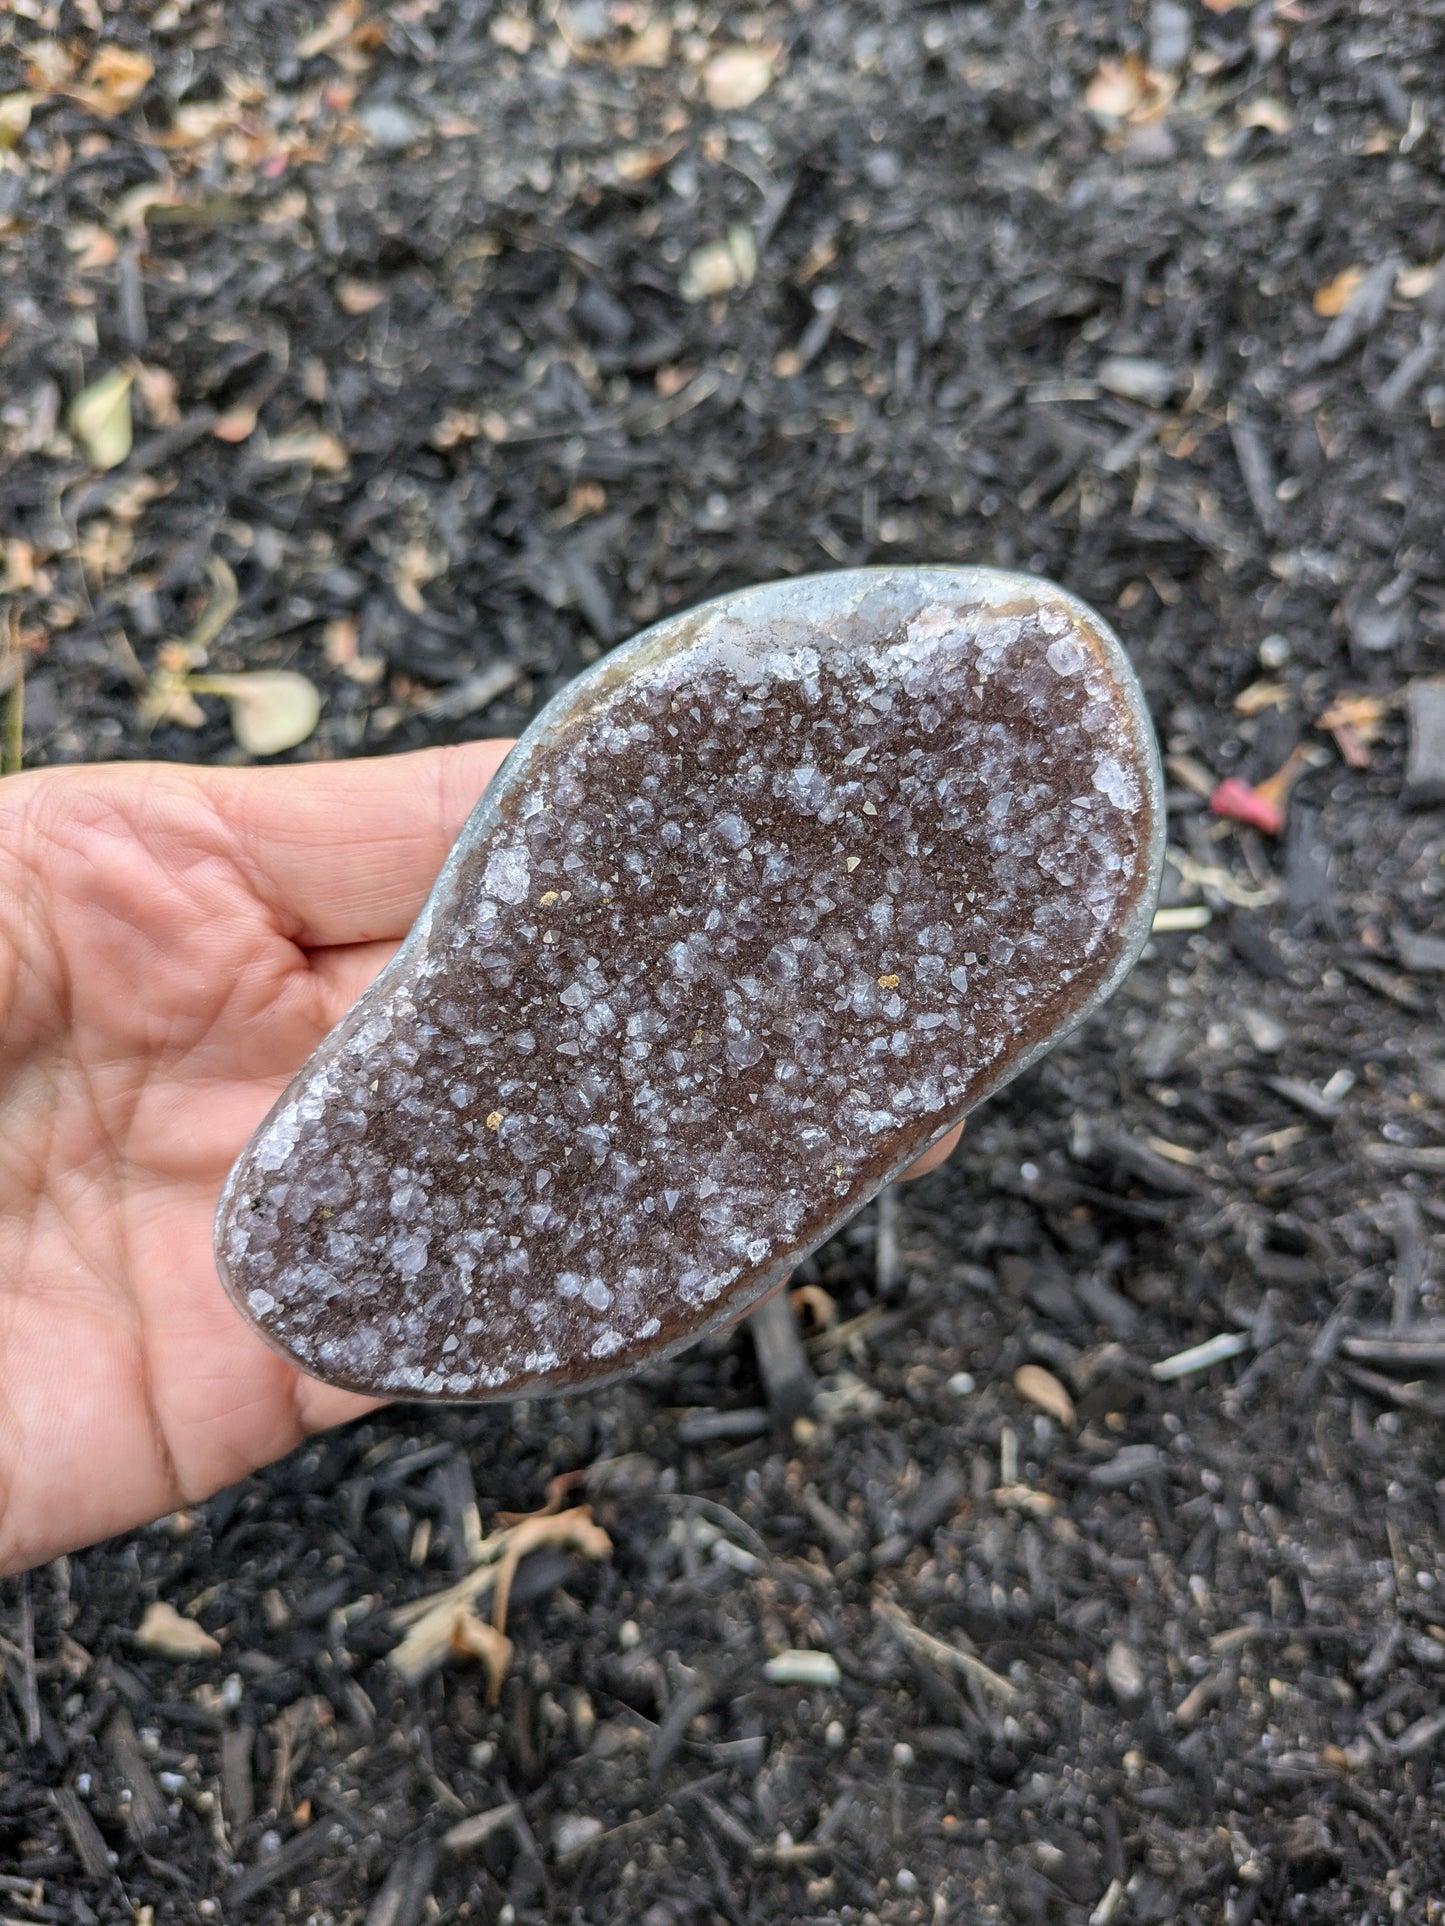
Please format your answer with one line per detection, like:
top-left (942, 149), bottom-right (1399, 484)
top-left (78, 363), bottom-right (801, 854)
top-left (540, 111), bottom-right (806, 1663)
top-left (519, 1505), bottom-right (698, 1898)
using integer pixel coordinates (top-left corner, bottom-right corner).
top-left (215, 566), bottom-right (1166, 1398)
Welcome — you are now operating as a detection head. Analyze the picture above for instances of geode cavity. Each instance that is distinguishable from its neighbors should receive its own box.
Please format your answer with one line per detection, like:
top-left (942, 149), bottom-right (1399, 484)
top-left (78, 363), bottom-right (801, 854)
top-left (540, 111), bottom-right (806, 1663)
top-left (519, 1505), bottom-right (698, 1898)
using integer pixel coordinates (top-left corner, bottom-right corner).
top-left (215, 568), bottom-right (1163, 1398)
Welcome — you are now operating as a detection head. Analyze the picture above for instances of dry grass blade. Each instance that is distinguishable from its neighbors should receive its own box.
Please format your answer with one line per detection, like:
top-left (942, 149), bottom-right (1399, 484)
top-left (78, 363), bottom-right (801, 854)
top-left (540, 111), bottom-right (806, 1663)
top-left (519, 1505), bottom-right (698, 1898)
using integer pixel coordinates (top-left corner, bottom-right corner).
top-left (876, 1599), bottom-right (1018, 1702)
top-left (490, 1508), bottom-right (614, 1640)
top-left (2, 606), bottom-right (22, 776)
top-left (388, 1505), bottom-right (612, 1694)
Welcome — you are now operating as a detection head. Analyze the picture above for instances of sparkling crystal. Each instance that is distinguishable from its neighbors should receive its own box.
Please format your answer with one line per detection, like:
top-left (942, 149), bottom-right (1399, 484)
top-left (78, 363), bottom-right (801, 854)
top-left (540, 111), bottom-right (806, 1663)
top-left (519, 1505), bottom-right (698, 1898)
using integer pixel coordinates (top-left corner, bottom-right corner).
top-left (215, 568), bottom-right (1164, 1398)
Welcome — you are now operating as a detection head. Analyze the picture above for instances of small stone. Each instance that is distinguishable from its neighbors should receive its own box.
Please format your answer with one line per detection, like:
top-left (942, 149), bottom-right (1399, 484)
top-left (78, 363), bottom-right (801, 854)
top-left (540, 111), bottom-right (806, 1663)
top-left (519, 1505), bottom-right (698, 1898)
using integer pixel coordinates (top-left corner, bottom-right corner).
top-left (1105, 1639), bottom-right (1146, 1708)
top-left (1241, 1006), bottom-right (1286, 1053)
top-left (216, 568), bottom-right (1162, 1400)
top-left (1095, 356), bottom-right (1181, 407)
top-left (552, 1814), bottom-right (603, 1855)
top-left (1147, 0), bottom-right (1193, 73)
top-left (1404, 680), bottom-right (1445, 805)
top-left (359, 101), bottom-right (424, 148)
top-left (763, 1649), bottom-right (841, 1688)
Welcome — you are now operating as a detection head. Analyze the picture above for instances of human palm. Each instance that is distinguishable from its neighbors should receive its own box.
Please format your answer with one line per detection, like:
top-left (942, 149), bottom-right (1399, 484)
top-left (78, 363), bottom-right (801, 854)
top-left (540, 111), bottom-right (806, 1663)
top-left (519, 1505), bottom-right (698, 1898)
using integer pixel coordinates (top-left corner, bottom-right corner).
top-left (0, 743), bottom-right (511, 1575)
top-left (0, 742), bottom-right (961, 1577)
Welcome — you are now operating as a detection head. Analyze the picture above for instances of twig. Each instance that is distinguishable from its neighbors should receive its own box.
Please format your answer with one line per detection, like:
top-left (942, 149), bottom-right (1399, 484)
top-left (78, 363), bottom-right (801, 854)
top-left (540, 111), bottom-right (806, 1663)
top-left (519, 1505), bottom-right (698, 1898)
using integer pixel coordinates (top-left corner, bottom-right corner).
top-left (17, 1574), bottom-right (40, 1746)
top-left (2, 607), bottom-right (23, 777)
top-left (1387, 1192), bottom-right (1427, 1334)
top-left (748, 1288), bottom-right (815, 1421)
top-left (875, 1599), bottom-right (1017, 1703)
top-left (875, 1184), bottom-right (901, 1295)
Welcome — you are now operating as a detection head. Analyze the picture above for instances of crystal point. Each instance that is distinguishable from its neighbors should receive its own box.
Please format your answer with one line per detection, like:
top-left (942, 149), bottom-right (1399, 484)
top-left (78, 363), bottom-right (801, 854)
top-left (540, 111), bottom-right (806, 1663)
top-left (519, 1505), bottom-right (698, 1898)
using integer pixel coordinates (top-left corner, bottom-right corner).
top-left (215, 568), bottom-right (1164, 1398)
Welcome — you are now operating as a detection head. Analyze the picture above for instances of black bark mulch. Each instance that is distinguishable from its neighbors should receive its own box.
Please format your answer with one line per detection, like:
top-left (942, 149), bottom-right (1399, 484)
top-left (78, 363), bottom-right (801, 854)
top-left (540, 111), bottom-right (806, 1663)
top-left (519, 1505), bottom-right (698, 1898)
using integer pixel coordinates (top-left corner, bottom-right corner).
top-left (2, 1), bottom-right (1444, 1920)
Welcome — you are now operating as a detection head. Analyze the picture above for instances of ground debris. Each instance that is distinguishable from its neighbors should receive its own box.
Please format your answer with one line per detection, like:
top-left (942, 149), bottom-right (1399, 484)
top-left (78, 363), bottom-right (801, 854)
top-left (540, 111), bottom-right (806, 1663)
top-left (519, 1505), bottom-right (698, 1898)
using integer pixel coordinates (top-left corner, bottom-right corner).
top-left (4, 1), bottom-right (1444, 1917)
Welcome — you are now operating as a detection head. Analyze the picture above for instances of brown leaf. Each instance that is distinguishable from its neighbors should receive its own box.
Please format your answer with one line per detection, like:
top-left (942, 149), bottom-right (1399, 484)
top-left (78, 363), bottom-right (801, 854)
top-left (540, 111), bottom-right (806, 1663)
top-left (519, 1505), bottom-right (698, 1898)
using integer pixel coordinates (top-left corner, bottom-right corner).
top-left (24, 42), bottom-right (78, 92)
top-left (69, 46), bottom-right (154, 117)
top-left (1316, 692), bottom-right (1388, 769)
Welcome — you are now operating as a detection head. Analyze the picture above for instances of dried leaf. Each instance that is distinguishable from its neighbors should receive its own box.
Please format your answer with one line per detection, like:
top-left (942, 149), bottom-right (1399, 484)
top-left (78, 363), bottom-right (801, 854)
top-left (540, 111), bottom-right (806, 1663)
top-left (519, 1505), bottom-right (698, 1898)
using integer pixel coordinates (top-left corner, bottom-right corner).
top-left (1317, 692), bottom-right (1387, 769)
top-left (296, 0), bottom-right (364, 59)
top-left (136, 1600), bottom-right (221, 1660)
top-left (1085, 53), bottom-right (1175, 128)
top-left (68, 367), bottom-right (133, 469)
top-left (388, 1503), bottom-right (613, 1691)
top-left (0, 92), bottom-right (34, 149)
top-left (1313, 266), bottom-right (1364, 318)
top-left (491, 1508), bottom-right (614, 1641)
top-left (2, 539), bottom-right (36, 593)
top-left (612, 20), bottom-right (671, 67)
top-left (704, 46), bottom-right (775, 111)
top-left (188, 671), bottom-right (322, 756)
top-left (24, 42), bottom-right (77, 92)
top-left (1013, 1364), bottom-right (1076, 1427)
top-left (69, 46), bottom-right (154, 117)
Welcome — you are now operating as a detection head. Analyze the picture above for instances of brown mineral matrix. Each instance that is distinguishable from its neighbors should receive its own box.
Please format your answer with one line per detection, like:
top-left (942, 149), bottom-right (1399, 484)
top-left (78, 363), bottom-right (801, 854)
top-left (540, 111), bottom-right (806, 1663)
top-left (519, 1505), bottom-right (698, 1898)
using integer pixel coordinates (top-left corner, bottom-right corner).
top-left (215, 568), bottom-right (1164, 1398)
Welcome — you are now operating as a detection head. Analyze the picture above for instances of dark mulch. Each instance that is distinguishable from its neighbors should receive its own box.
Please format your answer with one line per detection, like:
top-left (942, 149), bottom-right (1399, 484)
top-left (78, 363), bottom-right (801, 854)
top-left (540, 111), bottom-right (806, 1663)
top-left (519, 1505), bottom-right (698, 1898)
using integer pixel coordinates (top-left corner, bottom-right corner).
top-left (2, 1), bottom-right (1444, 1920)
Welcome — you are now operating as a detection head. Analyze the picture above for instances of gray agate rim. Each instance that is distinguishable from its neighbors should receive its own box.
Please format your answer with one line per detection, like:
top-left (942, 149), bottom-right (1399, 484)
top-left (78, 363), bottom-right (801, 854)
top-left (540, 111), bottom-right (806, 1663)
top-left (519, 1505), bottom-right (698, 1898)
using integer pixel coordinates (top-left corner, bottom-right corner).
top-left (215, 565), bottom-right (1166, 1388)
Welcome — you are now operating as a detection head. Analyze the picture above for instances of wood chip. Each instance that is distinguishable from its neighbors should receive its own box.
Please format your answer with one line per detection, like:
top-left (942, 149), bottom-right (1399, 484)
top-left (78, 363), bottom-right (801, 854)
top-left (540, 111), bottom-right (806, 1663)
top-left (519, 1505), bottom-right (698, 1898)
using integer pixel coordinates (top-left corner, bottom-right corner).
top-left (135, 1600), bottom-right (221, 1660)
top-left (1013, 1363), bottom-right (1076, 1426)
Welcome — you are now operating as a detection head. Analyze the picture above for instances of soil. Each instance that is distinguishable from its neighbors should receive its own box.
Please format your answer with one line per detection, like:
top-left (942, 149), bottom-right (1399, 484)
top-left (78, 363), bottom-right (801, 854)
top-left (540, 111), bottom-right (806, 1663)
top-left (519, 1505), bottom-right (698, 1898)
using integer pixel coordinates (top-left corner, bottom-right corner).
top-left (2, 2), bottom-right (1445, 1922)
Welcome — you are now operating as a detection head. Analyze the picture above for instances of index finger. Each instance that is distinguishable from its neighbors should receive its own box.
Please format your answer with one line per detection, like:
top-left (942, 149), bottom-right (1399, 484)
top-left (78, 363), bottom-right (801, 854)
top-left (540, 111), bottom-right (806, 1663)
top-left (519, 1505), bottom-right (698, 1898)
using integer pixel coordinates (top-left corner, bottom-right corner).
top-left (212, 740), bottom-right (514, 949)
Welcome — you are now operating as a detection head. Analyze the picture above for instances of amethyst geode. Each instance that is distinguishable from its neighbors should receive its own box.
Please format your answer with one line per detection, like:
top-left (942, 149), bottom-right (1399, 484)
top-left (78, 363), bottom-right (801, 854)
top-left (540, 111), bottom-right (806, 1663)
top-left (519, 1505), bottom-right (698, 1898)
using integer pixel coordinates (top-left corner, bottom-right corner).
top-left (215, 568), bottom-right (1164, 1398)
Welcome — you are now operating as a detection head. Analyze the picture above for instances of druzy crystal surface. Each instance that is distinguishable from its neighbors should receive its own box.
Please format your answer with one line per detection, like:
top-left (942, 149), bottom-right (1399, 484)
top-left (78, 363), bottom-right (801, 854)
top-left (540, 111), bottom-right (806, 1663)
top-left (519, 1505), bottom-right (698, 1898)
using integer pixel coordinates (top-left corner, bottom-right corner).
top-left (216, 568), bottom-right (1163, 1398)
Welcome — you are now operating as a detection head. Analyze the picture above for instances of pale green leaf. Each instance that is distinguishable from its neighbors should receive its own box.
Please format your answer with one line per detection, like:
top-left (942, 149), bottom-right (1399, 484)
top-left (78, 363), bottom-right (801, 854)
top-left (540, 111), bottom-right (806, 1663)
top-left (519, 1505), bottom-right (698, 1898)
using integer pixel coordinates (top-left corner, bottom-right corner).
top-left (67, 367), bottom-right (133, 469)
top-left (188, 671), bottom-right (322, 756)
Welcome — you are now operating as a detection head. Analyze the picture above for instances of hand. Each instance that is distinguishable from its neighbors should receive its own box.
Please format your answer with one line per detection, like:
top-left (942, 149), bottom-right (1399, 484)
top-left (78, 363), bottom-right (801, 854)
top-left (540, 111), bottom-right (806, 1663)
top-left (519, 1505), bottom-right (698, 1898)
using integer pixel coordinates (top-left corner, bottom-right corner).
top-left (0, 747), bottom-right (960, 1576)
top-left (0, 744), bottom-right (511, 1575)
